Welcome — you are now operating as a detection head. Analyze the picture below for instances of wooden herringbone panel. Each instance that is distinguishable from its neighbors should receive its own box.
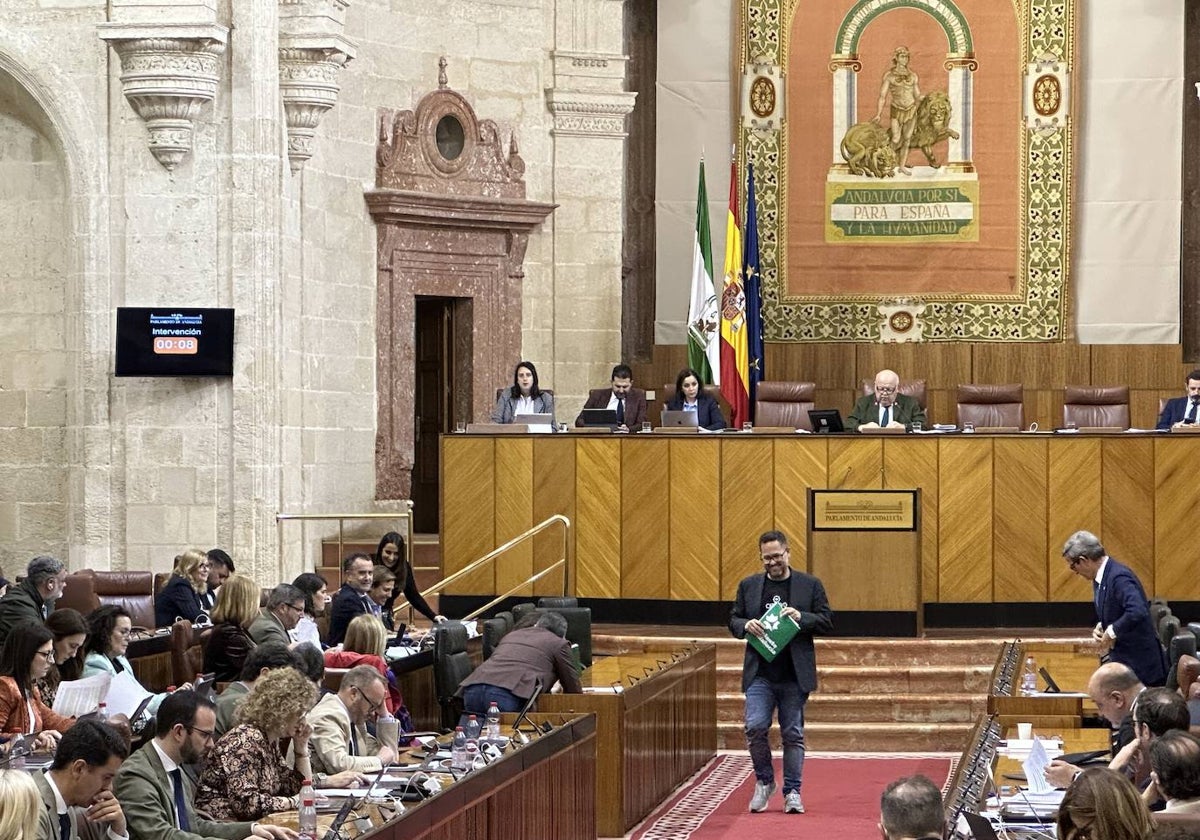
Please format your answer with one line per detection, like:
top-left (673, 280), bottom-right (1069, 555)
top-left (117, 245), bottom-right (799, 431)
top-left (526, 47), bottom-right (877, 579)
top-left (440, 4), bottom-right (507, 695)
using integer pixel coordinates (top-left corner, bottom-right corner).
top-left (884, 438), bottom-right (939, 601)
top-left (1102, 438), bottom-right (1155, 593)
top-left (719, 438), bottom-right (774, 600)
top-left (830, 436), bottom-right (883, 490)
top-left (533, 437), bottom-right (575, 597)
top-left (441, 437), bottom-right (495, 594)
top-left (773, 438), bottom-right (828, 574)
top-left (669, 439), bottom-right (719, 601)
top-left (1155, 439), bottom-right (1200, 598)
top-left (575, 438), bottom-right (621, 599)
top-left (494, 438), bottom-right (533, 599)
top-left (1048, 438), bottom-right (1102, 603)
top-left (938, 438), bottom-right (992, 601)
top-left (622, 438), bottom-right (669, 599)
top-left (993, 438), bottom-right (1048, 601)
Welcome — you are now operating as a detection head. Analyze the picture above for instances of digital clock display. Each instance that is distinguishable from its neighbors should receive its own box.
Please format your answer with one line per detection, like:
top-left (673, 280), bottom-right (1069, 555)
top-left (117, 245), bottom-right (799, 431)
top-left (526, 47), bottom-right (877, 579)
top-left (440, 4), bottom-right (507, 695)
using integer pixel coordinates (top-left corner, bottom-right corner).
top-left (115, 307), bottom-right (234, 377)
top-left (153, 337), bottom-right (199, 355)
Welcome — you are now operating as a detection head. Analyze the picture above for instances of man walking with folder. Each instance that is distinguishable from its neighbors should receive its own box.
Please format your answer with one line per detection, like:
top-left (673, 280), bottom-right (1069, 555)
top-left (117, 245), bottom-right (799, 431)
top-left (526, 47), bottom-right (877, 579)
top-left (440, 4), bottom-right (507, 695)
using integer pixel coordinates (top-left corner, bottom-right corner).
top-left (729, 530), bottom-right (833, 814)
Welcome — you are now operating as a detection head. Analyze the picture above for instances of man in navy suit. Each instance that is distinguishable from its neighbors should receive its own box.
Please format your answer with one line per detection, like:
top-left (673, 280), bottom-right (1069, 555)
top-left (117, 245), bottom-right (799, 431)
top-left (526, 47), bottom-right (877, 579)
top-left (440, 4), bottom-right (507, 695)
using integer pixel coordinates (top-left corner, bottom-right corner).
top-left (729, 530), bottom-right (833, 815)
top-left (1156, 369), bottom-right (1200, 430)
top-left (1063, 530), bottom-right (1166, 687)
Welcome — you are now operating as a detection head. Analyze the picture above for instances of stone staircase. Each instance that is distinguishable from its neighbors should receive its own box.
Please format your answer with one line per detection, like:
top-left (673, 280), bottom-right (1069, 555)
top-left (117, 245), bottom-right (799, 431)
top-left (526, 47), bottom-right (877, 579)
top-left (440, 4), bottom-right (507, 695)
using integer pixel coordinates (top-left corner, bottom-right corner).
top-left (593, 630), bottom-right (997, 752)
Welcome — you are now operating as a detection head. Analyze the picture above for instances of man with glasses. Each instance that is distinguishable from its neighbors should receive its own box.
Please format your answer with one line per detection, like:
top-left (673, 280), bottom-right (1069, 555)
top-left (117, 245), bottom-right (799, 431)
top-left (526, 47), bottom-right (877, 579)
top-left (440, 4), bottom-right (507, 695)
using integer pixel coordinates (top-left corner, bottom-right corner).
top-left (247, 584), bottom-right (306, 649)
top-left (114, 690), bottom-right (292, 839)
top-left (328, 553), bottom-right (377, 646)
top-left (847, 369), bottom-right (926, 432)
top-left (1063, 530), bottom-right (1166, 687)
top-left (299, 665), bottom-right (395, 781)
top-left (0, 555), bottom-right (68, 650)
top-left (729, 530), bottom-right (833, 815)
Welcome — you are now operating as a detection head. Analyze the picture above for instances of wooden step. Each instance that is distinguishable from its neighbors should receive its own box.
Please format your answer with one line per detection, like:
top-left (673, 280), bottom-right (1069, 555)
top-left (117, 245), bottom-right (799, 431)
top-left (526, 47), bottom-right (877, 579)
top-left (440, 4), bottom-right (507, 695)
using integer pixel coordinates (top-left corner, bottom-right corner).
top-left (718, 720), bottom-right (975, 752)
top-left (713, 663), bottom-right (993, 695)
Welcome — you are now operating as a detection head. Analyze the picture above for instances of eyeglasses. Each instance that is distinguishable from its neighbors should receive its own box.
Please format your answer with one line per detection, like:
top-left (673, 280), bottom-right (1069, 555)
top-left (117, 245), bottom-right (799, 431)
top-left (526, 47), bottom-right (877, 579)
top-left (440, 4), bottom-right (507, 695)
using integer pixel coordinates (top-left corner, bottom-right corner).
top-left (282, 603), bottom-right (306, 614)
top-left (874, 386), bottom-right (897, 394)
top-left (354, 686), bottom-right (384, 716)
top-left (34, 649), bottom-right (54, 663)
top-left (761, 551), bottom-right (787, 563)
top-left (1066, 555), bottom-right (1086, 568)
top-left (186, 725), bottom-right (216, 743)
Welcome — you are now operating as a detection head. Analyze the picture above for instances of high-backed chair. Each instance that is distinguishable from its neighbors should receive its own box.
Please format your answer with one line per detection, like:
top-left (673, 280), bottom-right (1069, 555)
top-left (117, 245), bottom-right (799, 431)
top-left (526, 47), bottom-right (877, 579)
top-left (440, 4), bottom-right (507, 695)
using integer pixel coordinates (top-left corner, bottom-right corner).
top-left (481, 617), bottom-right (508, 660)
top-left (154, 572), bottom-right (171, 598)
top-left (432, 622), bottom-right (473, 730)
top-left (537, 597), bottom-right (578, 609)
top-left (56, 570), bottom-right (157, 631)
top-left (511, 602), bottom-right (592, 667)
top-left (1063, 385), bottom-right (1130, 428)
top-left (755, 382), bottom-right (817, 430)
top-left (660, 383), bottom-right (722, 405)
top-left (861, 378), bottom-right (928, 410)
top-left (956, 384), bottom-right (1024, 429)
top-left (1160, 614), bottom-right (1182, 649)
top-left (169, 620), bottom-right (210, 686)
top-left (1151, 603), bottom-right (1173, 631)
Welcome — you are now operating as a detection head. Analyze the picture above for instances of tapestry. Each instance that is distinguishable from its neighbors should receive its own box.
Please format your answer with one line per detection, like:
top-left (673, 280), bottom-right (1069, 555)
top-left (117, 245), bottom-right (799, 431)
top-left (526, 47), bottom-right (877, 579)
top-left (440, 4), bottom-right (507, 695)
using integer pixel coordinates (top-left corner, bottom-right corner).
top-left (739, 0), bottom-right (1075, 342)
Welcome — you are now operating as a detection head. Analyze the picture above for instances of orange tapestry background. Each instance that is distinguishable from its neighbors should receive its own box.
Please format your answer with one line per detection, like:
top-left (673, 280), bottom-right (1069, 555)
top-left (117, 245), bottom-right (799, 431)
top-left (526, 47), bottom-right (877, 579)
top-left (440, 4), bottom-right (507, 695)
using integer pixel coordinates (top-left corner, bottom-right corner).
top-left (785, 0), bottom-right (1020, 298)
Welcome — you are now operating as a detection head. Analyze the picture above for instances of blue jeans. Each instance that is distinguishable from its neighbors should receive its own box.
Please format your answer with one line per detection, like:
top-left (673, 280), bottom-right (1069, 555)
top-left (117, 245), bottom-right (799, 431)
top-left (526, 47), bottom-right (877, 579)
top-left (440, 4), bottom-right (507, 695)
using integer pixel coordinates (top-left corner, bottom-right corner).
top-left (744, 677), bottom-right (808, 795)
top-left (461, 683), bottom-right (525, 718)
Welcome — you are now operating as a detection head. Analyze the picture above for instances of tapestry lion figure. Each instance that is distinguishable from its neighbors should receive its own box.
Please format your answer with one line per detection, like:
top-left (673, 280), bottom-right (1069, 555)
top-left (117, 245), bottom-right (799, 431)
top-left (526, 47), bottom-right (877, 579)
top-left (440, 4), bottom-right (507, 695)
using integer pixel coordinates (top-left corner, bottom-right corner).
top-left (840, 120), bottom-right (898, 178)
top-left (909, 91), bottom-right (959, 168)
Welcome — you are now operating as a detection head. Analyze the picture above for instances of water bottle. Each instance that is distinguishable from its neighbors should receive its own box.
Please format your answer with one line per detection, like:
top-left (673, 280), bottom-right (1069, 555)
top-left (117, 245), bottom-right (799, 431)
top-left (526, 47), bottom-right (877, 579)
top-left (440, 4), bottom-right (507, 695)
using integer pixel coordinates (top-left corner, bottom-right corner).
top-left (1021, 656), bottom-right (1037, 696)
top-left (96, 702), bottom-right (108, 722)
top-left (297, 779), bottom-right (317, 840)
top-left (465, 714), bottom-right (481, 747)
top-left (451, 726), bottom-right (468, 772)
top-left (486, 702), bottom-right (501, 741)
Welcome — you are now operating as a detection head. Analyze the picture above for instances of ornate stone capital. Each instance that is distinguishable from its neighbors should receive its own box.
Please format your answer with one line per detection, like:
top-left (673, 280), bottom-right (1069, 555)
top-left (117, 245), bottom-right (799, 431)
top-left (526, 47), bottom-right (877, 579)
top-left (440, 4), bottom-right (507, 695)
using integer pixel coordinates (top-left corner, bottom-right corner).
top-left (98, 23), bottom-right (228, 170)
top-left (544, 89), bottom-right (636, 138)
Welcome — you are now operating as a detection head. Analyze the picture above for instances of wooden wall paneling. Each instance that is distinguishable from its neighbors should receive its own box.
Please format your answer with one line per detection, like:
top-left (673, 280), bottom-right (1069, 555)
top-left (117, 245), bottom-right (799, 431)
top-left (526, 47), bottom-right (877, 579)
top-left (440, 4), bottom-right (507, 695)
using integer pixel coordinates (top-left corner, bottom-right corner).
top-left (972, 343), bottom-right (1089, 389)
top-left (937, 438), bottom-right (993, 601)
top-left (770, 342), bottom-right (857, 387)
top-left (575, 438), bottom-right (622, 599)
top-left (927, 390), bottom-right (955, 428)
top-left (773, 437), bottom-right (828, 576)
top-left (1132, 390), bottom-right (1171, 431)
top-left (621, 438), bottom-right (670, 599)
top-left (1046, 438), bottom-right (1103, 602)
top-left (829, 436), bottom-right (883, 490)
top-left (855, 343), bottom-right (973, 394)
top-left (814, 389), bottom-right (854, 415)
top-left (533, 437), bottom-right (576, 597)
top-left (719, 437), bottom-right (775, 599)
top-left (883, 438), bottom-right (940, 602)
top-left (1154, 439), bottom-right (1200, 599)
top-left (494, 437), bottom-right (534, 598)
top-left (992, 438), bottom-right (1048, 601)
top-left (441, 437), bottom-right (496, 593)
top-left (1090, 345), bottom-right (1188, 390)
top-left (668, 439), bottom-right (720, 601)
top-left (1100, 438), bottom-right (1156, 592)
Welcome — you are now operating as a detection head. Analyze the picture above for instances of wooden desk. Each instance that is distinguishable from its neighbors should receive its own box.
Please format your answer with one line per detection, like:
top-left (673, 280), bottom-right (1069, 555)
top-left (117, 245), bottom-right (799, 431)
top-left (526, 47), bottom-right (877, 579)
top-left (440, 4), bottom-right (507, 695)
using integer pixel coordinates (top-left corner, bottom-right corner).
top-left (537, 644), bottom-right (717, 837)
top-left (993, 727), bottom-right (1110, 782)
top-left (442, 434), bottom-right (1197, 619)
top-left (988, 641), bottom-right (1100, 722)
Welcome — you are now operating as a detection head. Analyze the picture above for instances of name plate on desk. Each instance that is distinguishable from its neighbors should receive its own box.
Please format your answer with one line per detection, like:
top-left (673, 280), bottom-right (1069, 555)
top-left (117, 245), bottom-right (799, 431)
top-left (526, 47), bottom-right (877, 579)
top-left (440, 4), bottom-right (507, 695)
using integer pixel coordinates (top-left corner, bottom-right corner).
top-left (810, 490), bottom-right (917, 531)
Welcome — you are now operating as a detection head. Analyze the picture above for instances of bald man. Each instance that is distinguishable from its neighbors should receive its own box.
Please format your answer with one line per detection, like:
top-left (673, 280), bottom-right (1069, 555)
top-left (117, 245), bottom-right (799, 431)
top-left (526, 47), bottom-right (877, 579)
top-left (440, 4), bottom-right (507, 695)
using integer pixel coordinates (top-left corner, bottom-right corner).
top-left (847, 369), bottom-right (926, 432)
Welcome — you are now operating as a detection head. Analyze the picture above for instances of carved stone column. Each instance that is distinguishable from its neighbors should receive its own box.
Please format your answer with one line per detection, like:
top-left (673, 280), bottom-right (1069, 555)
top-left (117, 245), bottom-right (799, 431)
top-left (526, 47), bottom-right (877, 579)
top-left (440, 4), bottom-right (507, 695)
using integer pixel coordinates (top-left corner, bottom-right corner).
top-left (278, 0), bottom-right (356, 173)
top-left (98, 24), bottom-right (228, 170)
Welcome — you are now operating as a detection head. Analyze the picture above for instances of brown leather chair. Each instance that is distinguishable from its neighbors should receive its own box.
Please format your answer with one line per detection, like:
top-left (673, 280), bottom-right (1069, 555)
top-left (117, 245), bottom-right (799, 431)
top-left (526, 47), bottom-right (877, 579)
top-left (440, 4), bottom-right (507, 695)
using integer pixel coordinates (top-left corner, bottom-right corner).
top-left (661, 383), bottom-right (722, 404)
top-left (956, 384), bottom-right (1024, 429)
top-left (169, 620), bottom-right (210, 686)
top-left (56, 570), bottom-right (157, 631)
top-left (861, 378), bottom-right (928, 410)
top-left (154, 572), bottom-right (171, 598)
top-left (754, 382), bottom-right (817, 430)
top-left (1063, 385), bottom-right (1129, 428)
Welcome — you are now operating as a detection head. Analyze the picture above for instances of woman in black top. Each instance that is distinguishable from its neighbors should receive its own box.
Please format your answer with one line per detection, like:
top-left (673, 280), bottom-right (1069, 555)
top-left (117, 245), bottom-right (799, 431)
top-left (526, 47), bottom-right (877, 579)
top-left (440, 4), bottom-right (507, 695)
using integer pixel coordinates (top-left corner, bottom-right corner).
top-left (373, 531), bottom-right (445, 626)
top-left (155, 548), bottom-right (210, 627)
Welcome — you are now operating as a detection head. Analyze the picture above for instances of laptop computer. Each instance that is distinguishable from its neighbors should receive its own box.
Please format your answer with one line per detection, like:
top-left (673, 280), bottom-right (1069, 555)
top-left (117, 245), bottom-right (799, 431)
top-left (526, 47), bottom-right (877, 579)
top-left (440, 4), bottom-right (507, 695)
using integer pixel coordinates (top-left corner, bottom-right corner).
top-left (580, 408), bottom-right (619, 428)
top-left (660, 410), bottom-right (699, 428)
top-left (513, 413), bottom-right (554, 426)
top-left (808, 409), bottom-right (845, 433)
top-left (963, 811), bottom-right (1000, 840)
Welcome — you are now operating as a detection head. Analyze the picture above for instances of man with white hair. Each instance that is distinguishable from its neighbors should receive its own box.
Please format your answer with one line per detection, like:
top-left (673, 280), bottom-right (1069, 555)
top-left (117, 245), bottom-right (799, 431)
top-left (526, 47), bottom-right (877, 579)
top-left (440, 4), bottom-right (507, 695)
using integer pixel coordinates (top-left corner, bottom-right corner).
top-left (847, 369), bottom-right (926, 432)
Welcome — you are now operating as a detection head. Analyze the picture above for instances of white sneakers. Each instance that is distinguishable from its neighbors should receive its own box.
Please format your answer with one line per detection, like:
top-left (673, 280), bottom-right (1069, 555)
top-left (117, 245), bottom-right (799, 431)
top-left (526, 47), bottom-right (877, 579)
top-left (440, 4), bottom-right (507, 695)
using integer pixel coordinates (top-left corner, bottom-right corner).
top-left (749, 780), bottom-right (776, 812)
top-left (784, 791), bottom-right (805, 814)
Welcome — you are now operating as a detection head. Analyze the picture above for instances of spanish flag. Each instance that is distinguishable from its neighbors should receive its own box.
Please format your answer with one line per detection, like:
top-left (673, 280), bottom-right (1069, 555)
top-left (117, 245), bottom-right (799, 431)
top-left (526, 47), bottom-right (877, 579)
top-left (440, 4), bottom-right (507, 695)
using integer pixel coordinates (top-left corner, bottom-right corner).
top-left (719, 160), bottom-right (750, 427)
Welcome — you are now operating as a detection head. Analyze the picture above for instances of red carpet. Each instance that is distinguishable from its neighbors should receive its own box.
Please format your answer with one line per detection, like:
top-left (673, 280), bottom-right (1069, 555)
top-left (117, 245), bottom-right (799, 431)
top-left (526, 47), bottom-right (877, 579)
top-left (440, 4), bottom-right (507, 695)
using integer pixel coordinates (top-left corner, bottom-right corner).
top-left (631, 754), bottom-right (953, 840)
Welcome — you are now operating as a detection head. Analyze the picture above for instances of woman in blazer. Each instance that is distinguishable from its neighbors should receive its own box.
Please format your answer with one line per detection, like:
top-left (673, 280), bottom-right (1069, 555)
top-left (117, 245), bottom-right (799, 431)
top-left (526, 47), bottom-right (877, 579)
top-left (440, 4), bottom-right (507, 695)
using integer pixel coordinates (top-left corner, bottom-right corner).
top-left (154, 548), bottom-right (210, 627)
top-left (0, 621), bottom-right (75, 747)
top-left (83, 605), bottom-right (178, 716)
top-left (665, 367), bottom-right (727, 431)
top-left (491, 360), bottom-right (554, 424)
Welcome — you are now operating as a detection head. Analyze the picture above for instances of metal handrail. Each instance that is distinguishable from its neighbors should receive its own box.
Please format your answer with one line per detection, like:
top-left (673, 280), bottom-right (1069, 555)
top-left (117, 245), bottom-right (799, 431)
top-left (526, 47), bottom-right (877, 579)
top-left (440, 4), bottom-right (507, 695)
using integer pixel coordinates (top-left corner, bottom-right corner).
top-left (392, 514), bottom-right (571, 622)
top-left (276, 506), bottom-right (415, 577)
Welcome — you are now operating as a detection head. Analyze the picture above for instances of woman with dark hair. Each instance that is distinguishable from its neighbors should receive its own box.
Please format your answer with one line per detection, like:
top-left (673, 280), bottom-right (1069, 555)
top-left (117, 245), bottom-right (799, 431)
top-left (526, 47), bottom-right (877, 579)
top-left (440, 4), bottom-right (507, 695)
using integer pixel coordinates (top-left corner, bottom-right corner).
top-left (665, 367), bottom-right (726, 431)
top-left (1057, 768), bottom-right (1152, 840)
top-left (83, 605), bottom-right (179, 715)
top-left (34, 608), bottom-right (89, 708)
top-left (0, 621), bottom-right (75, 747)
top-left (292, 572), bottom-right (329, 619)
top-left (154, 548), bottom-right (211, 627)
top-left (490, 360), bottom-right (554, 424)
top-left (373, 532), bottom-right (444, 626)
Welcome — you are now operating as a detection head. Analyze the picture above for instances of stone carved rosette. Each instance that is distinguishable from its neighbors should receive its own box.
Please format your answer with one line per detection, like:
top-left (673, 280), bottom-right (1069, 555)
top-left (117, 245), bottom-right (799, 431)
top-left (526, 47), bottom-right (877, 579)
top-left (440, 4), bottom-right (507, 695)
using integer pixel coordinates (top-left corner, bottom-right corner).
top-left (99, 27), bottom-right (228, 170)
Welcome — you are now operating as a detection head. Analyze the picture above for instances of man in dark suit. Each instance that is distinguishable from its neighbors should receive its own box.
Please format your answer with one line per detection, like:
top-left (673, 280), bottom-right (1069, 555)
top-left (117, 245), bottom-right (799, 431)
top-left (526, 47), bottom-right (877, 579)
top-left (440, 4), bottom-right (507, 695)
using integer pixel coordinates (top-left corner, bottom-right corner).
top-left (35, 719), bottom-right (129, 840)
top-left (1064, 530), bottom-right (1166, 686)
top-left (847, 369), bottom-right (926, 432)
top-left (729, 530), bottom-right (833, 815)
top-left (574, 363), bottom-right (648, 431)
top-left (247, 583), bottom-right (305, 648)
top-left (327, 552), bottom-right (376, 646)
top-left (456, 611), bottom-right (582, 714)
top-left (1156, 369), bottom-right (1200, 430)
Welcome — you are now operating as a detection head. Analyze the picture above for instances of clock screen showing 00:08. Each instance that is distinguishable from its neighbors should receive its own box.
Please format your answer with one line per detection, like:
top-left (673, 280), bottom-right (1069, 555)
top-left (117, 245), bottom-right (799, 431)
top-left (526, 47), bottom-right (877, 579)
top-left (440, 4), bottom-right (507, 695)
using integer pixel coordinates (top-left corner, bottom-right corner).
top-left (153, 336), bottom-right (199, 355)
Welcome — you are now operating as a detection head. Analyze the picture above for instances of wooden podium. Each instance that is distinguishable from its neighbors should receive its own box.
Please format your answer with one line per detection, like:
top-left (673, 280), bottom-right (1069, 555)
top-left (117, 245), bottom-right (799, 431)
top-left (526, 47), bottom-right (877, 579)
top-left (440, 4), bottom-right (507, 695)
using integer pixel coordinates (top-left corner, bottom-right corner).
top-left (807, 489), bottom-right (922, 636)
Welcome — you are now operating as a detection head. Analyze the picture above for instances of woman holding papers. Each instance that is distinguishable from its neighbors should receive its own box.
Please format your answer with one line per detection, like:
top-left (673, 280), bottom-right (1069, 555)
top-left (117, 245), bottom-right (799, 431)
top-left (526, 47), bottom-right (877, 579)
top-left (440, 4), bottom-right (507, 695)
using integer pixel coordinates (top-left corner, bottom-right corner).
top-left (33, 607), bottom-right (88, 708)
top-left (490, 360), bottom-right (555, 424)
top-left (0, 621), bottom-right (76, 746)
top-left (203, 574), bottom-right (260, 682)
top-left (665, 367), bottom-right (727, 431)
top-left (82, 605), bottom-right (181, 716)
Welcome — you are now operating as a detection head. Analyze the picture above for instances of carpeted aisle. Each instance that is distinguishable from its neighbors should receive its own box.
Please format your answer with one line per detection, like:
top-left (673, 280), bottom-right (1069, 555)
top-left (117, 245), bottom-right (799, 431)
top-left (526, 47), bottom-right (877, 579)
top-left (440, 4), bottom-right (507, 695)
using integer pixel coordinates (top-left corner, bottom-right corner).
top-left (631, 754), bottom-right (953, 840)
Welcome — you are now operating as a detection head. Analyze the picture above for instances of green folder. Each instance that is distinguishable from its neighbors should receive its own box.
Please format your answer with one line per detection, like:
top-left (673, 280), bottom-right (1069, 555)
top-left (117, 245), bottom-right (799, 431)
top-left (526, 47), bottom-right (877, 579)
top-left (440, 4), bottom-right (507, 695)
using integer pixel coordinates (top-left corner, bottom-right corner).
top-left (748, 600), bottom-right (800, 662)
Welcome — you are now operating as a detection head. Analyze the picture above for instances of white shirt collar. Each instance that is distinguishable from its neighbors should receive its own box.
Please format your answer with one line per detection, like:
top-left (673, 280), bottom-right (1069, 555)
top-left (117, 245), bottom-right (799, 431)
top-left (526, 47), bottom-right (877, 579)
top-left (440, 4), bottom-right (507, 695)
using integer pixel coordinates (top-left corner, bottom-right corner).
top-left (151, 738), bottom-right (180, 774)
top-left (1096, 556), bottom-right (1109, 585)
top-left (44, 770), bottom-right (69, 815)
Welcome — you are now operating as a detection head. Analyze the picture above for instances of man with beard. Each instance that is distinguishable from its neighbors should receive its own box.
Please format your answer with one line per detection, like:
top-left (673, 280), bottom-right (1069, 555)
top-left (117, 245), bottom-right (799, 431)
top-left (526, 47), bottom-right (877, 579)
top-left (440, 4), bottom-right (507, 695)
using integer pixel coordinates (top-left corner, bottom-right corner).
top-left (114, 691), bottom-right (295, 840)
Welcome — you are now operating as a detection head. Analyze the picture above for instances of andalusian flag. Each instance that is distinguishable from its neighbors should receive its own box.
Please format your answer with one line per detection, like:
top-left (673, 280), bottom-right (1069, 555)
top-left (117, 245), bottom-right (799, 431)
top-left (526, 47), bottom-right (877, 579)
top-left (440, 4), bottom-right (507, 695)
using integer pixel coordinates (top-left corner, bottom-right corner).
top-left (719, 159), bottom-right (750, 427)
top-left (687, 160), bottom-right (720, 385)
